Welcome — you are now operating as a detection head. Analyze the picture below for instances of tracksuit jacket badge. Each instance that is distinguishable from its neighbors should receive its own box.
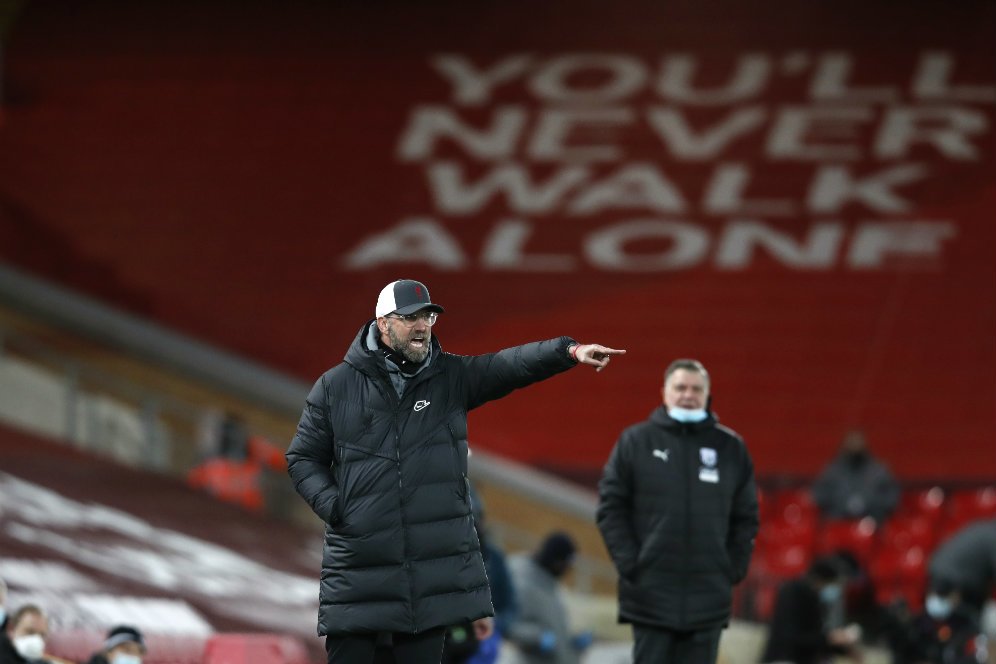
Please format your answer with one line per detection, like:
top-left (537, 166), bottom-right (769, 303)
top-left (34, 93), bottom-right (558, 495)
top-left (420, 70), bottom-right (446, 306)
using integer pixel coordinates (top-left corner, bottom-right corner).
top-left (699, 447), bottom-right (719, 483)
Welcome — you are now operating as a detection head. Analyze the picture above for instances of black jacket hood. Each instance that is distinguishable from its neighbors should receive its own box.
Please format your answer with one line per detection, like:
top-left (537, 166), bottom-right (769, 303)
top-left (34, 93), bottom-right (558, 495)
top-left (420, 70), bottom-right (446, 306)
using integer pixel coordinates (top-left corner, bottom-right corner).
top-left (344, 320), bottom-right (443, 376)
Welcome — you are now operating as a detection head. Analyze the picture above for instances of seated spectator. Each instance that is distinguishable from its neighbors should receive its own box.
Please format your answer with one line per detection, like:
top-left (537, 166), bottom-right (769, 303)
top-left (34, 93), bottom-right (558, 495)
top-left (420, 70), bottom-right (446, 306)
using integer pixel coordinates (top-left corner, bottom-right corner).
top-left (187, 412), bottom-right (286, 513)
top-left (1, 604), bottom-right (49, 664)
top-left (812, 430), bottom-right (900, 523)
top-left (760, 557), bottom-right (863, 664)
top-left (886, 580), bottom-right (986, 664)
top-left (85, 626), bottom-right (146, 664)
top-left (828, 550), bottom-right (884, 642)
top-left (506, 532), bottom-right (594, 664)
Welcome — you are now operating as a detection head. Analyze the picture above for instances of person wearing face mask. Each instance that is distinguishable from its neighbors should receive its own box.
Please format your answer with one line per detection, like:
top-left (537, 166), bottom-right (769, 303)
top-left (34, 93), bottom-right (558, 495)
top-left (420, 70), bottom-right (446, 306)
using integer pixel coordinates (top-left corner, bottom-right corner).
top-left (888, 580), bottom-right (987, 664)
top-left (0, 604), bottom-right (50, 664)
top-left (597, 359), bottom-right (759, 664)
top-left (504, 532), bottom-right (594, 664)
top-left (84, 626), bottom-right (146, 664)
top-left (760, 558), bottom-right (863, 664)
top-left (811, 430), bottom-right (900, 524)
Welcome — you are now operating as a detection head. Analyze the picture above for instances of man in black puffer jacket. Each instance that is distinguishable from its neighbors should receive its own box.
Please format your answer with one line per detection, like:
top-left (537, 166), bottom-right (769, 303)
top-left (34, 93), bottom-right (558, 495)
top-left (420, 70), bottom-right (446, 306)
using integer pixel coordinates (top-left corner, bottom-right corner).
top-left (287, 279), bottom-right (625, 664)
top-left (597, 359), bottom-right (758, 664)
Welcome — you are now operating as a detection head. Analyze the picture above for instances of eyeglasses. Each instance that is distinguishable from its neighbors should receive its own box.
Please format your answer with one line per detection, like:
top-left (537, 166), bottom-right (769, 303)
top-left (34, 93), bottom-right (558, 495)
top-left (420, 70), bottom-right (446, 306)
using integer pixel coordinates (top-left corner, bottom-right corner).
top-left (386, 311), bottom-right (438, 327)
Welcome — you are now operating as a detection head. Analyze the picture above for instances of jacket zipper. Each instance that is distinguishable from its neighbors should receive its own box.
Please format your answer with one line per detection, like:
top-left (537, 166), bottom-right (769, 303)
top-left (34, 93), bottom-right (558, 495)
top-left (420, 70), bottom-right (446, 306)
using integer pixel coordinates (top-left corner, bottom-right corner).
top-left (394, 406), bottom-right (417, 634)
top-left (681, 425), bottom-right (691, 627)
top-left (372, 360), bottom-right (432, 634)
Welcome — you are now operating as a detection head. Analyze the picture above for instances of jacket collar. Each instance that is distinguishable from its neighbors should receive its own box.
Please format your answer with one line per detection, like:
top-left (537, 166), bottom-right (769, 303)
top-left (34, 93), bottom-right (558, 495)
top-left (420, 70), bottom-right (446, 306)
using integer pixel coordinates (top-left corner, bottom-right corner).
top-left (345, 320), bottom-right (442, 377)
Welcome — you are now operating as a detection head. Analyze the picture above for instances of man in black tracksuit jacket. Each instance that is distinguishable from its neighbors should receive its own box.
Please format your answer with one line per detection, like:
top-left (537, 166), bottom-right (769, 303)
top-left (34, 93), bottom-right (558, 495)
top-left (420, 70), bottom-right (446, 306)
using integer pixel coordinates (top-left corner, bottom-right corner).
top-left (286, 279), bottom-right (624, 664)
top-left (597, 358), bottom-right (759, 664)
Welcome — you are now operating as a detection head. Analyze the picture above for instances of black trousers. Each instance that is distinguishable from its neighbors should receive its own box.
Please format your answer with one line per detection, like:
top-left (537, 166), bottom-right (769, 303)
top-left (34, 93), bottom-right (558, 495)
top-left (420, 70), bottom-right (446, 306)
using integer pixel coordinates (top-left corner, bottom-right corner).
top-left (325, 628), bottom-right (446, 664)
top-left (632, 623), bottom-right (722, 664)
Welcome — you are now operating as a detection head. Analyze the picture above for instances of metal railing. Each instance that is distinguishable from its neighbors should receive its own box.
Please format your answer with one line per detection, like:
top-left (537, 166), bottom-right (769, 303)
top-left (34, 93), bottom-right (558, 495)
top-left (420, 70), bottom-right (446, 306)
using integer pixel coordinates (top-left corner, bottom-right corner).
top-left (0, 325), bottom-right (203, 471)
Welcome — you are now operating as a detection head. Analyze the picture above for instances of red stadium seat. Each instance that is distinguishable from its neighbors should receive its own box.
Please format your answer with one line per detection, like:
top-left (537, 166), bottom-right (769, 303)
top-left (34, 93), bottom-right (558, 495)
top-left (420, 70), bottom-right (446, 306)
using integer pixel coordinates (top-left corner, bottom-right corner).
top-left (870, 545), bottom-right (926, 584)
top-left (816, 517), bottom-right (879, 565)
top-left (879, 515), bottom-right (936, 553)
top-left (898, 486), bottom-right (946, 524)
top-left (759, 543), bottom-right (812, 578)
top-left (203, 634), bottom-right (310, 664)
top-left (772, 489), bottom-right (819, 527)
top-left (758, 513), bottom-right (817, 553)
top-left (947, 487), bottom-right (996, 528)
top-left (870, 545), bottom-right (927, 607)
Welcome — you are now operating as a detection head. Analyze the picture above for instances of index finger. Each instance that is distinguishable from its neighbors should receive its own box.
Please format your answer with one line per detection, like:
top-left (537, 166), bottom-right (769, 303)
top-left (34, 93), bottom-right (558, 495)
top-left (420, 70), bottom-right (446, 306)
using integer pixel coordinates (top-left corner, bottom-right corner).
top-left (596, 346), bottom-right (626, 355)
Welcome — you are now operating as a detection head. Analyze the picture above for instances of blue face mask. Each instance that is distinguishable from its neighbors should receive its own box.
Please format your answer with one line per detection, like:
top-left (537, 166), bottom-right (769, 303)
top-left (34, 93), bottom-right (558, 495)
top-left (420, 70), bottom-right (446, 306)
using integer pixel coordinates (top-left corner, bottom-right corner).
top-left (925, 594), bottom-right (953, 620)
top-left (669, 406), bottom-right (707, 423)
top-left (819, 583), bottom-right (842, 603)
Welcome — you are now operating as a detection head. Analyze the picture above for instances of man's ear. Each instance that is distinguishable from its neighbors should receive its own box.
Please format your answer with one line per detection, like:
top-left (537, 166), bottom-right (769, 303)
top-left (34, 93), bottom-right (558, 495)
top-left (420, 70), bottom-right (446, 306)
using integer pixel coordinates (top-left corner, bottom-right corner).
top-left (376, 317), bottom-right (388, 335)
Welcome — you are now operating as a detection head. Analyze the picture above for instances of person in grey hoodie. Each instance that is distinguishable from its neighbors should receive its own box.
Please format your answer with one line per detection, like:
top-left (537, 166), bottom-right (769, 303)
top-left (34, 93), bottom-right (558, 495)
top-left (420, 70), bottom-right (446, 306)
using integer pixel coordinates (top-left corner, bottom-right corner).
top-left (506, 532), bottom-right (593, 664)
top-left (811, 430), bottom-right (900, 524)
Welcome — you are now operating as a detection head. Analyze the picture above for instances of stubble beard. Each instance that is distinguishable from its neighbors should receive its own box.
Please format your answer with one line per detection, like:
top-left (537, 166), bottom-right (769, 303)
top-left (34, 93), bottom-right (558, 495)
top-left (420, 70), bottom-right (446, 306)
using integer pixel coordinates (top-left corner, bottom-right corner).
top-left (387, 324), bottom-right (430, 363)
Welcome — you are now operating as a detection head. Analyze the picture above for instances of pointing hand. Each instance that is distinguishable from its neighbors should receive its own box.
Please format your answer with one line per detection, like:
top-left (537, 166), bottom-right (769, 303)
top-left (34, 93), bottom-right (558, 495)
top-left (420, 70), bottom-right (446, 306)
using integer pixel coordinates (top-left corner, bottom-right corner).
top-left (573, 344), bottom-right (626, 372)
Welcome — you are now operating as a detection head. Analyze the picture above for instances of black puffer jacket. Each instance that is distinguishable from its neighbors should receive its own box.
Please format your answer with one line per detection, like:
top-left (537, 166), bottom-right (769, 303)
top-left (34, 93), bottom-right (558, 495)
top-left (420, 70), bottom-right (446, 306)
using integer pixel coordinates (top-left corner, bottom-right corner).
top-left (0, 634), bottom-right (29, 664)
top-left (596, 406), bottom-right (759, 631)
top-left (287, 322), bottom-right (577, 636)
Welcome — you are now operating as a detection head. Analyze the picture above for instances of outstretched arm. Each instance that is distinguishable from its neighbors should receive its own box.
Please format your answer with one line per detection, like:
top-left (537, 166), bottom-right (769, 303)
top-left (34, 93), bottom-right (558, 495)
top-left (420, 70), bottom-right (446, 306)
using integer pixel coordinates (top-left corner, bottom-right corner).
top-left (462, 338), bottom-right (626, 410)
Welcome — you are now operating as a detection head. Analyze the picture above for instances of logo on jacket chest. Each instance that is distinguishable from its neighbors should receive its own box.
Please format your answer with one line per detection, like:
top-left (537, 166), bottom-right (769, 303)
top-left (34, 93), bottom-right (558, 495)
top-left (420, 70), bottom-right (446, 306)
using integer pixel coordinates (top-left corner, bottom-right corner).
top-left (652, 448), bottom-right (670, 462)
top-left (413, 400), bottom-right (431, 412)
top-left (699, 447), bottom-right (719, 483)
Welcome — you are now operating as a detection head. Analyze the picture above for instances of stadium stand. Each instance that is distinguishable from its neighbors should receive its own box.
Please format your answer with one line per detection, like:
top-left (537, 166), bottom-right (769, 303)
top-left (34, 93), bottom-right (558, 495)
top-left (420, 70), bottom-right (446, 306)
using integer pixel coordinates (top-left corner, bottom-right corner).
top-left (0, 422), bottom-right (324, 662)
top-left (0, 1), bottom-right (992, 487)
top-left (0, 1), bottom-right (992, 662)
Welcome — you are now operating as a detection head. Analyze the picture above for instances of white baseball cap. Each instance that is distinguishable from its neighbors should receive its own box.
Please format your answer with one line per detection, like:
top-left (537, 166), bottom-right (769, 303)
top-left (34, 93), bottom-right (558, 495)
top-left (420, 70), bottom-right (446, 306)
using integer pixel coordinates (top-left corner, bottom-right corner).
top-left (375, 279), bottom-right (445, 318)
